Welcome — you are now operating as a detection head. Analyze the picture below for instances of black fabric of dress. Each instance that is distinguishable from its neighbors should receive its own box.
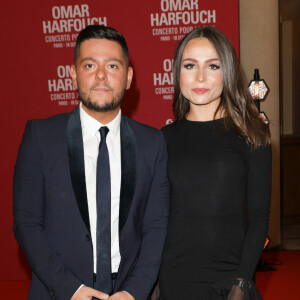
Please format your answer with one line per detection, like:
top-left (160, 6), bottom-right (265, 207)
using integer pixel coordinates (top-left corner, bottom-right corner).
top-left (159, 118), bottom-right (271, 300)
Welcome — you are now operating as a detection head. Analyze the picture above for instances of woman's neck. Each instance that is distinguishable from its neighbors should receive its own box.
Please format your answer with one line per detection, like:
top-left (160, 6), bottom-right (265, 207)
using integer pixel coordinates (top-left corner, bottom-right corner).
top-left (186, 106), bottom-right (224, 122)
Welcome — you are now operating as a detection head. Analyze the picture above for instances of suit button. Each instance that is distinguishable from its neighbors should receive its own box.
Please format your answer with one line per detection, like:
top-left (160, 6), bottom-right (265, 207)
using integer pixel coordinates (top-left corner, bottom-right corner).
top-left (49, 291), bottom-right (55, 298)
top-left (85, 234), bottom-right (91, 241)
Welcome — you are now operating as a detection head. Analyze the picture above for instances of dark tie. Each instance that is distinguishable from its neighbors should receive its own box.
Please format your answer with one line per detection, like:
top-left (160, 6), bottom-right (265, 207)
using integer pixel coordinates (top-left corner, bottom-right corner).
top-left (95, 126), bottom-right (112, 294)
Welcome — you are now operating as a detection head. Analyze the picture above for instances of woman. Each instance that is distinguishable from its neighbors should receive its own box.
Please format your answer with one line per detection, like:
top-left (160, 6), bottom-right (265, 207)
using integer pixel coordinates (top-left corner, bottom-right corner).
top-left (159, 26), bottom-right (271, 300)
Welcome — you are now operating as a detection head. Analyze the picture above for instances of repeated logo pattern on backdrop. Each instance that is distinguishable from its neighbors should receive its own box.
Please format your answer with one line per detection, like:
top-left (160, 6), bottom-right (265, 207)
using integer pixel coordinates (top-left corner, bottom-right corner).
top-left (1, 0), bottom-right (238, 281)
top-left (36, 0), bottom-right (239, 127)
top-left (150, 1), bottom-right (219, 126)
top-left (42, 4), bottom-right (107, 107)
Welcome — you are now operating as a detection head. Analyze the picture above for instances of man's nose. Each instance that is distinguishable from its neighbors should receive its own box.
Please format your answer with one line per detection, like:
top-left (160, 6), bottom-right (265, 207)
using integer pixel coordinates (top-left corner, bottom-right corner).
top-left (95, 66), bottom-right (107, 81)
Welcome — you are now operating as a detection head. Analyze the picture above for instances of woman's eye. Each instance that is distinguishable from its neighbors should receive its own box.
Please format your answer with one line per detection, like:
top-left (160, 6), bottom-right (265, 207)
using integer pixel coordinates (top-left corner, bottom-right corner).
top-left (209, 64), bottom-right (220, 70)
top-left (183, 63), bottom-right (194, 70)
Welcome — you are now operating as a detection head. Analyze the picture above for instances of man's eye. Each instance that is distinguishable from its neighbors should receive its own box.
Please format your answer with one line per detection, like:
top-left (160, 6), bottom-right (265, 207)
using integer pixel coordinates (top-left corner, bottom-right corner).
top-left (209, 64), bottom-right (220, 70)
top-left (108, 64), bottom-right (118, 69)
top-left (84, 64), bottom-right (94, 69)
top-left (183, 63), bottom-right (194, 70)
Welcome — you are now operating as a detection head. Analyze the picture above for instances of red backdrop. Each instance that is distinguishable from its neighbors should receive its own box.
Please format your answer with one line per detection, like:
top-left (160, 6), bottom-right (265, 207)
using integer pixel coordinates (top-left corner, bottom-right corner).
top-left (0, 0), bottom-right (239, 280)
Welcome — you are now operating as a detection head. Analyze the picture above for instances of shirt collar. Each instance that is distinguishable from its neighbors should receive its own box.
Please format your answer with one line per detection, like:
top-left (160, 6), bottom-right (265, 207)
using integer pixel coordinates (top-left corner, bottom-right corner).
top-left (79, 102), bottom-right (121, 138)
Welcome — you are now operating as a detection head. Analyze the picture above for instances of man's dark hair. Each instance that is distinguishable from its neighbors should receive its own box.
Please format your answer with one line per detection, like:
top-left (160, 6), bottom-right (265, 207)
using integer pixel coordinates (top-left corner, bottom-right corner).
top-left (74, 25), bottom-right (129, 67)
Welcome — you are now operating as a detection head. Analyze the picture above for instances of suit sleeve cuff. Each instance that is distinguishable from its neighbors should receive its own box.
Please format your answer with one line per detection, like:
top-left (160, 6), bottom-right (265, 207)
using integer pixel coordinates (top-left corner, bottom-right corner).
top-left (122, 290), bottom-right (135, 299)
top-left (72, 284), bottom-right (85, 298)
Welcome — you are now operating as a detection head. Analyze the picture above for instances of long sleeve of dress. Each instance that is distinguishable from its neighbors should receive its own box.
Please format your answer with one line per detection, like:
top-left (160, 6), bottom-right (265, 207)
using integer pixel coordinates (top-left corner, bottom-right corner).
top-left (237, 144), bottom-right (272, 280)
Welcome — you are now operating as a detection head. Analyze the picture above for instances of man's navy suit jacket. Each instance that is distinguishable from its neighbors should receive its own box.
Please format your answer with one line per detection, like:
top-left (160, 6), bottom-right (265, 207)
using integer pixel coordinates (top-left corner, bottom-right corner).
top-left (13, 106), bottom-right (169, 300)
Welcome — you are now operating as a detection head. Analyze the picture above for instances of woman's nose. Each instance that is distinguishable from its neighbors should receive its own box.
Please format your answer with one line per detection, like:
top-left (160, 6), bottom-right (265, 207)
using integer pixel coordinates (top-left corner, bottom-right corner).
top-left (197, 68), bottom-right (206, 82)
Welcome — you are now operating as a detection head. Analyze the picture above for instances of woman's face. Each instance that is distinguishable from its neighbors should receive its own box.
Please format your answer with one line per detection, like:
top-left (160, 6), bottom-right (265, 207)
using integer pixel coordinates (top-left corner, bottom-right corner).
top-left (180, 37), bottom-right (223, 115)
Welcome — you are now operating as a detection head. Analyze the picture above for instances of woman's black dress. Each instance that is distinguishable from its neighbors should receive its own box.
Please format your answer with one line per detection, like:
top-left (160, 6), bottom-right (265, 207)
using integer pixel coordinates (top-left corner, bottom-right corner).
top-left (159, 118), bottom-right (271, 300)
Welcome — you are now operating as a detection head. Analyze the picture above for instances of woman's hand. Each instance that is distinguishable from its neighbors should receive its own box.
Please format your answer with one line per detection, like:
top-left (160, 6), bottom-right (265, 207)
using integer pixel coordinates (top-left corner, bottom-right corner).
top-left (227, 285), bottom-right (243, 300)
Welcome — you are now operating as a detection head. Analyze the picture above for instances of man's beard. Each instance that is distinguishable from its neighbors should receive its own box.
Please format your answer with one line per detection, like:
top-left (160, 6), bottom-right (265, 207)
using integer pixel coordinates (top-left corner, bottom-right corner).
top-left (78, 84), bottom-right (125, 113)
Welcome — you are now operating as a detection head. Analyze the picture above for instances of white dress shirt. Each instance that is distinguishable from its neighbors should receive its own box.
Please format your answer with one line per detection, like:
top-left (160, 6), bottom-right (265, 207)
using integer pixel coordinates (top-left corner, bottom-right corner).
top-left (80, 103), bottom-right (121, 273)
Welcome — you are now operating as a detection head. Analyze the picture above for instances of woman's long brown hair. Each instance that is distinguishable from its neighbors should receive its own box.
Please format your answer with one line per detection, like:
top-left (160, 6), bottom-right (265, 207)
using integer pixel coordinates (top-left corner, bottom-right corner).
top-left (173, 26), bottom-right (270, 147)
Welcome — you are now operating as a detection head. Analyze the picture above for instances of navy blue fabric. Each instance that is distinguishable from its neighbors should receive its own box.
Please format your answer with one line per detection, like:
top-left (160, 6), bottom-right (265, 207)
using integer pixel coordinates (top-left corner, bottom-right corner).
top-left (66, 107), bottom-right (90, 232)
top-left (13, 107), bottom-right (170, 300)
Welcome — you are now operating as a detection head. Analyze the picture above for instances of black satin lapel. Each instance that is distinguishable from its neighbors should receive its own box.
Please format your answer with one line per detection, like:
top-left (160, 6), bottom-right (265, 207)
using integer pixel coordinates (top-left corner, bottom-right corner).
top-left (66, 106), bottom-right (91, 233)
top-left (119, 116), bottom-right (136, 233)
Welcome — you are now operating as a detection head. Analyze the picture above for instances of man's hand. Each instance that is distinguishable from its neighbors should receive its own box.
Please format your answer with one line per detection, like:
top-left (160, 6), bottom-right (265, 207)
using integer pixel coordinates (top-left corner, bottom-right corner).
top-left (108, 291), bottom-right (135, 300)
top-left (71, 286), bottom-right (109, 300)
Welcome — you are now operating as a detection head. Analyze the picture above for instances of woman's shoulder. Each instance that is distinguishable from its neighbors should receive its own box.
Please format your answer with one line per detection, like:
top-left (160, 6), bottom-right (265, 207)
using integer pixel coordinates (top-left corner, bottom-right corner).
top-left (161, 119), bottom-right (185, 136)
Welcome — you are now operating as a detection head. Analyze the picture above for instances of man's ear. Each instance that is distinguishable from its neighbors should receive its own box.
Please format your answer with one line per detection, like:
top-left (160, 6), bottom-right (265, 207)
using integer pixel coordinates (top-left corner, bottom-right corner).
top-left (126, 66), bottom-right (133, 90)
top-left (71, 65), bottom-right (78, 89)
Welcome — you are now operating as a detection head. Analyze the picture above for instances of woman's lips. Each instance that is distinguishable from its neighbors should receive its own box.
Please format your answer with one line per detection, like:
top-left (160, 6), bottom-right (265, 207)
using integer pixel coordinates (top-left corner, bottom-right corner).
top-left (192, 88), bottom-right (209, 94)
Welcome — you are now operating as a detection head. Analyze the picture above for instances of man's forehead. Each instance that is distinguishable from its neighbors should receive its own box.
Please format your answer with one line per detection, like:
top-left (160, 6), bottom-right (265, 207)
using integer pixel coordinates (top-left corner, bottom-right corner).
top-left (79, 38), bottom-right (122, 51)
top-left (75, 37), bottom-right (128, 67)
top-left (77, 39), bottom-right (123, 59)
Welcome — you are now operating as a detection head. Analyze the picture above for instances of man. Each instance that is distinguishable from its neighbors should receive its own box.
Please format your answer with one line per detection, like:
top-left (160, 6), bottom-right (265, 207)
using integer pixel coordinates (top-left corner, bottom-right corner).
top-left (13, 25), bottom-right (169, 300)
